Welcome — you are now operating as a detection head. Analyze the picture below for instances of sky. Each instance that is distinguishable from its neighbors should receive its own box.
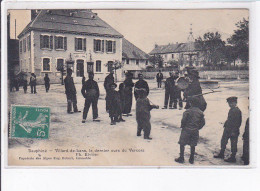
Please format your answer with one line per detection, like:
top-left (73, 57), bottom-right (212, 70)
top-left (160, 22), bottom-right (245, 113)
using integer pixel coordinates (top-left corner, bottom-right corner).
top-left (8, 9), bottom-right (248, 53)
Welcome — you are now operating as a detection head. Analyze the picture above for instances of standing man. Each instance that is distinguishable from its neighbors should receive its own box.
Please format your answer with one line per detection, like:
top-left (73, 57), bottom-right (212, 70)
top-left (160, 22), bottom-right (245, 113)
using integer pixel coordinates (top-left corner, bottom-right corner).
top-left (64, 68), bottom-right (80, 114)
top-left (29, 73), bottom-right (37, 94)
top-left (134, 73), bottom-right (149, 100)
top-left (81, 72), bottom-right (100, 123)
top-left (123, 72), bottom-right (134, 116)
top-left (173, 71), bottom-right (183, 110)
top-left (214, 96), bottom-right (242, 163)
top-left (183, 68), bottom-right (207, 112)
top-left (156, 70), bottom-right (163, 88)
top-left (44, 74), bottom-right (50, 92)
top-left (162, 72), bottom-right (175, 109)
top-left (104, 70), bottom-right (115, 111)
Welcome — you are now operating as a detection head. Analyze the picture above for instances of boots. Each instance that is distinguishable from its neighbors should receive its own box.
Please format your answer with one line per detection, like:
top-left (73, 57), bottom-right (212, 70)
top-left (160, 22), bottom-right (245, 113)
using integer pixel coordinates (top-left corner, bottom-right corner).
top-left (224, 153), bottom-right (236, 163)
top-left (214, 150), bottom-right (225, 159)
top-left (175, 156), bottom-right (184, 163)
top-left (189, 146), bottom-right (195, 164)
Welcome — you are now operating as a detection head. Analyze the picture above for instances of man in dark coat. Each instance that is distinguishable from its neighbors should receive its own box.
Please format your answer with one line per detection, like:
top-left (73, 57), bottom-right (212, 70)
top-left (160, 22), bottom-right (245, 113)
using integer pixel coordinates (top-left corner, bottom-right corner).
top-left (134, 73), bottom-right (149, 100)
top-left (106, 83), bottom-right (121, 125)
top-left (214, 96), bottom-right (242, 163)
top-left (44, 74), bottom-right (50, 92)
top-left (183, 69), bottom-right (207, 112)
top-left (156, 70), bottom-right (163, 88)
top-left (173, 71), bottom-right (183, 110)
top-left (64, 68), bottom-right (80, 114)
top-left (81, 72), bottom-right (100, 123)
top-left (29, 73), bottom-right (37, 94)
top-left (242, 117), bottom-right (249, 165)
top-left (104, 71), bottom-right (115, 111)
top-left (162, 72), bottom-right (177, 109)
top-left (123, 72), bottom-right (134, 116)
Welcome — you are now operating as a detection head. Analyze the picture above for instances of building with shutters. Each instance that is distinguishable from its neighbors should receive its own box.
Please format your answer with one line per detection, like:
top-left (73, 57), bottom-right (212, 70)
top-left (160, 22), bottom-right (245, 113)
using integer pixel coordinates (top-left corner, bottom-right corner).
top-left (18, 9), bottom-right (123, 83)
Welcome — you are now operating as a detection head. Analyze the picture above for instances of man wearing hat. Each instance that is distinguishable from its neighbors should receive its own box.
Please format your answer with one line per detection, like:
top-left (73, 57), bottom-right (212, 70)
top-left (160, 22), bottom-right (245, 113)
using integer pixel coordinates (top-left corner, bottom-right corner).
top-left (104, 70), bottom-right (115, 111)
top-left (214, 96), bottom-right (242, 163)
top-left (81, 72), bottom-right (100, 123)
top-left (162, 71), bottom-right (176, 109)
top-left (183, 68), bottom-right (207, 112)
top-left (64, 68), bottom-right (80, 114)
top-left (123, 72), bottom-right (135, 116)
top-left (134, 73), bottom-right (149, 100)
top-left (156, 70), bottom-right (163, 88)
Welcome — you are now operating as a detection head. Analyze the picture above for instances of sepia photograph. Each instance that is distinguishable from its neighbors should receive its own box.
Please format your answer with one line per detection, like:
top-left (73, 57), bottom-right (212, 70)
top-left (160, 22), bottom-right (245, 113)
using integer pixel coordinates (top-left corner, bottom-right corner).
top-left (6, 8), bottom-right (249, 166)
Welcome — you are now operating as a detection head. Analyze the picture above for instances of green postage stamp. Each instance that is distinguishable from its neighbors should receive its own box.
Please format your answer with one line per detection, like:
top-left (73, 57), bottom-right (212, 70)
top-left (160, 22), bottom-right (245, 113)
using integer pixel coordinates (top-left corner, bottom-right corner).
top-left (10, 105), bottom-right (50, 139)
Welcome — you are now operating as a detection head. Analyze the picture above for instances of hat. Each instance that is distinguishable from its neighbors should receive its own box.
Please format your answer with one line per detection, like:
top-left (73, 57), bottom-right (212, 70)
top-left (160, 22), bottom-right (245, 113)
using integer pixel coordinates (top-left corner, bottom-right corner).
top-left (109, 83), bottom-right (117, 88)
top-left (227, 96), bottom-right (238, 103)
top-left (135, 88), bottom-right (147, 97)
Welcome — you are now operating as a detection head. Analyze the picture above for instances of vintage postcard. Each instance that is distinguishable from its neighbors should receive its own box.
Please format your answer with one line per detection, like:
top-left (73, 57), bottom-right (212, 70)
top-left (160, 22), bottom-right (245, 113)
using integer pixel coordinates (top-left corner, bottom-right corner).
top-left (5, 8), bottom-right (249, 167)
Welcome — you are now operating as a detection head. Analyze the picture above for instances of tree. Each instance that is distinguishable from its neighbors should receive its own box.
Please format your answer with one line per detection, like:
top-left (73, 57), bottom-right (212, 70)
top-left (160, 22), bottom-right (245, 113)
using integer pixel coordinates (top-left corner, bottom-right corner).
top-left (148, 54), bottom-right (164, 68)
top-left (195, 32), bottom-right (226, 67)
top-left (167, 59), bottom-right (179, 69)
top-left (228, 18), bottom-right (249, 64)
top-left (105, 60), bottom-right (123, 82)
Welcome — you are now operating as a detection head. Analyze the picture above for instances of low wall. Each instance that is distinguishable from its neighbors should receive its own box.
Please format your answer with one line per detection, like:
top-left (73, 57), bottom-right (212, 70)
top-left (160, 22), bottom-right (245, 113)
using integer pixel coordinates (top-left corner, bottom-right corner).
top-left (134, 70), bottom-right (249, 80)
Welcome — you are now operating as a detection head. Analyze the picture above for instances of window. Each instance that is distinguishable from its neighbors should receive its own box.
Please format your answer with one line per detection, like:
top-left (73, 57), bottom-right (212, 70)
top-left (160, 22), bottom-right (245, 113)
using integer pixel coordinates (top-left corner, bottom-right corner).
top-left (136, 60), bottom-right (139, 65)
top-left (172, 54), bottom-right (174, 59)
top-left (75, 38), bottom-right (86, 51)
top-left (94, 39), bottom-right (101, 52)
top-left (55, 36), bottom-right (67, 50)
top-left (40, 35), bottom-right (53, 49)
top-left (96, 60), bottom-right (101, 72)
top-left (43, 58), bottom-right (51, 71)
top-left (20, 60), bottom-right (23, 69)
top-left (164, 54), bottom-right (167, 59)
top-left (19, 40), bottom-right (22, 53)
top-left (23, 39), bottom-right (26, 52)
top-left (57, 59), bottom-right (64, 71)
top-left (107, 61), bottom-right (113, 72)
top-left (105, 40), bottom-right (116, 53)
top-left (27, 35), bottom-right (31, 51)
top-left (126, 59), bottom-right (129, 65)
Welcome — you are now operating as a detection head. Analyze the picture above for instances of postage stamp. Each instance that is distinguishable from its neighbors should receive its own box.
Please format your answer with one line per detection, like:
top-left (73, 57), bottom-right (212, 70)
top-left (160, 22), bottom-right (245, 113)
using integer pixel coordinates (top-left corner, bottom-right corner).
top-left (10, 105), bottom-right (50, 139)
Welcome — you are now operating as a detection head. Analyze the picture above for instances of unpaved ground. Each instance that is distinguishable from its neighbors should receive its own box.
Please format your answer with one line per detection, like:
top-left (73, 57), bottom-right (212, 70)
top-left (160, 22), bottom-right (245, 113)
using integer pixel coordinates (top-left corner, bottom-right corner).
top-left (7, 79), bottom-right (249, 166)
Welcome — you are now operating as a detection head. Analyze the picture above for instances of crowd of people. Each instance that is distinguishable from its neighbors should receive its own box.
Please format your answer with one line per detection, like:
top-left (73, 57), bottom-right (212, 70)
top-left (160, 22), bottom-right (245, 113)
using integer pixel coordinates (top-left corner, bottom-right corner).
top-left (10, 67), bottom-right (249, 165)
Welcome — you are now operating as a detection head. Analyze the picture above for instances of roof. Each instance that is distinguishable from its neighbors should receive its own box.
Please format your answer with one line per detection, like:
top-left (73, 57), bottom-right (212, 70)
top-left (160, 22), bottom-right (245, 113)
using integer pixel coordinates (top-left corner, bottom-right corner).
top-left (18, 10), bottom-right (123, 38)
top-left (122, 38), bottom-right (149, 60)
top-left (149, 42), bottom-right (202, 55)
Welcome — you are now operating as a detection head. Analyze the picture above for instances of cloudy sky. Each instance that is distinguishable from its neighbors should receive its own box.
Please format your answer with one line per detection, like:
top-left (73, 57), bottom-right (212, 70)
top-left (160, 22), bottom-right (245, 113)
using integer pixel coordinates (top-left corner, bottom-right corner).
top-left (8, 9), bottom-right (248, 53)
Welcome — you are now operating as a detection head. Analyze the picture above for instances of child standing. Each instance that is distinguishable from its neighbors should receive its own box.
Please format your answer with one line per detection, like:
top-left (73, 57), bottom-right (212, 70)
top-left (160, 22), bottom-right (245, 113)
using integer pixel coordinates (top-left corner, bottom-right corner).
top-left (175, 96), bottom-right (205, 164)
top-left (106, 83), bottom-right (121, 125)
top-left (136, 88), bottom-right (159, 140)
top-left (23, 78), bottom-right (28, 93)
top-left (214, 96), bottom-right (242, 163)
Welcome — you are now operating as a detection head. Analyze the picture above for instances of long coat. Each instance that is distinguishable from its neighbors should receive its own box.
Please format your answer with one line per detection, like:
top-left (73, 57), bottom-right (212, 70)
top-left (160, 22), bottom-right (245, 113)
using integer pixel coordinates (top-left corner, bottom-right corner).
top-left (106, 90), bottom-right (121, 117)
top-left (64, 76), bottom-right (76, 95)
top-left (184, 78), bottom-right (207, 111)
top-left (123, 78), bottom-right (134, 114)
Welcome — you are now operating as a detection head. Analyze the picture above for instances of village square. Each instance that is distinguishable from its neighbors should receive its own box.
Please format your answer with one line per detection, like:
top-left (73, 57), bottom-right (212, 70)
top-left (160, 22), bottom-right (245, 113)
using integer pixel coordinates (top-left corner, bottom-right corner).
top-left (7, 9), bottom-right (249, 166)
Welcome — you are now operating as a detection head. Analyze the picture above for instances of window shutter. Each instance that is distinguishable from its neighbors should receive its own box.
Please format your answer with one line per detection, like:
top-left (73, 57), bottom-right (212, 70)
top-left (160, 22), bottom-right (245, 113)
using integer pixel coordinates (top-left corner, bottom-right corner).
top-left (101, 40), bottom-right (104, 52)
top-left (93, 39), bottom-right (96, 52)
top-left (54, 36), bottom-right (57, 49)
top-left (113, 41), bottom-right (116, 53)
top-left (28, 35), bottom-right (31, 51)
top-left (75, 38), bottom-right (78, 51)
top-left (64, 37), bottom-right (67, 50)
top-left (50, 36), bottom-right (53, 49)
top-left (40, 35), bottom-right (43, 49)
top-left (83, 38), bottom-right (86, 51)
top-left (105, 40), bottom-right (108, 52)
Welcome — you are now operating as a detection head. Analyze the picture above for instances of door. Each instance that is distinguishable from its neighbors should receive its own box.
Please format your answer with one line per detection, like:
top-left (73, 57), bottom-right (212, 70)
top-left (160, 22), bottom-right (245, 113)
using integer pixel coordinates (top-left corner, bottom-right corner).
top-left (76, 59), bottom-right (84, 77)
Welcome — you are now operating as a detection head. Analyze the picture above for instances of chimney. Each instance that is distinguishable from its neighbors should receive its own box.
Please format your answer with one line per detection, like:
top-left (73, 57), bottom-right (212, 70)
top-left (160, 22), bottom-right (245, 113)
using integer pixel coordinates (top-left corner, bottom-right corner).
top-left (31, 10), bottom-right (38, 21)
